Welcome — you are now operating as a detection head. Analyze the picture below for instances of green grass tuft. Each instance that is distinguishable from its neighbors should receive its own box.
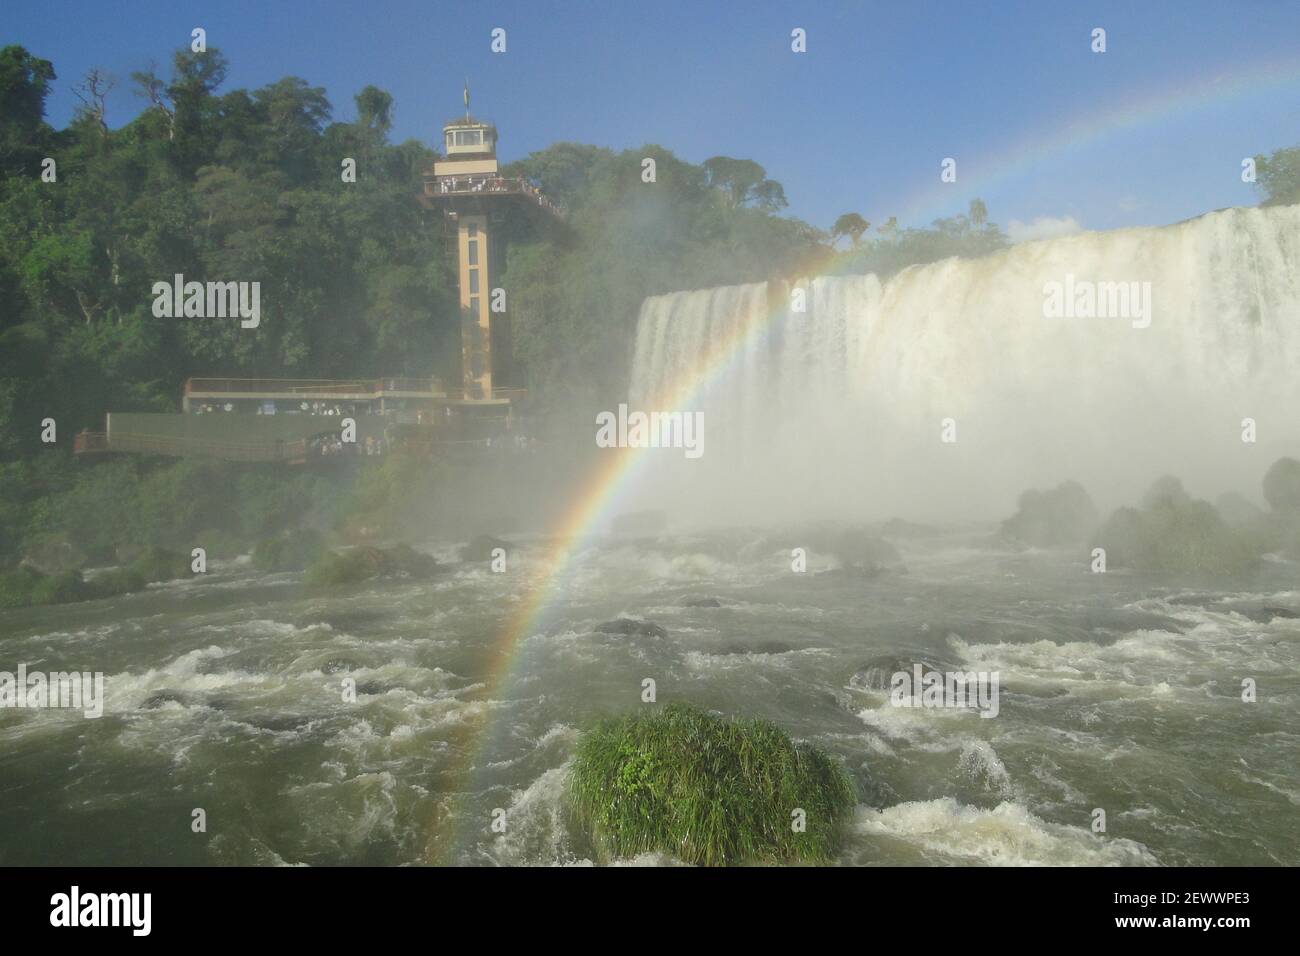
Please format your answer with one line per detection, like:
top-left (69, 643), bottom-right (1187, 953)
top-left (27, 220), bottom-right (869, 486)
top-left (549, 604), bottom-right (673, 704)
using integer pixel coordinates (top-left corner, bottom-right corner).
top-left (568, 703), bottom-right (856, 866)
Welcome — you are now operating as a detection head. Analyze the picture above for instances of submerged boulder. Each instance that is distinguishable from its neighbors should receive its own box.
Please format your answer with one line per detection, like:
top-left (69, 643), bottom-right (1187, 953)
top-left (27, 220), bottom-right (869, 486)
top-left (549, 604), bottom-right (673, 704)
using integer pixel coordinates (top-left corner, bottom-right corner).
top-left (828, 528), bottom-right (904, 573)
top-left (681, 595), bottom-right (723, 608)
top-left (459, 534), bottom-right (511, 562)
top-left (595, 618), bottom-right (668, 638)
top-left (850, 654), bottom-right (953, 692)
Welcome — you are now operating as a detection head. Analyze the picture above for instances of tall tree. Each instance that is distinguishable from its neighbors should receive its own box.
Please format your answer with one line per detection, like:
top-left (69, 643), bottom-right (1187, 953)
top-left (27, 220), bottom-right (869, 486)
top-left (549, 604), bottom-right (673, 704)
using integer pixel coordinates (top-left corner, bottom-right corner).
top-left (1255, 146), bottom-right (1300, 207)
top-left (831, 212), bottom-right (869, 247)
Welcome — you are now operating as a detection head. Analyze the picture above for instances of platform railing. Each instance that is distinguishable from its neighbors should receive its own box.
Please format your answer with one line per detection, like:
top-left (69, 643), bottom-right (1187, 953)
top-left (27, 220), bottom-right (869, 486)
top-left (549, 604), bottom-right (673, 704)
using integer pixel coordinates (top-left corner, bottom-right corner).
top-left (425, 175), bottom-right (564, 217)
top-left (184, 378), bottom-right (445, 397)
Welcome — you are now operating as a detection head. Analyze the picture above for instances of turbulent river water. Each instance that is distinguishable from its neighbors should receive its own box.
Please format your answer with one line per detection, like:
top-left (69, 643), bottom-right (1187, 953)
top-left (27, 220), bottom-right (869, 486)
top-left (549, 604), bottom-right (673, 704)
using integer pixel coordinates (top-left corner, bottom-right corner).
top-left (5, 205), bottom-right (1300, 865)
top-left (1, 531), bottom-right (1297, 865)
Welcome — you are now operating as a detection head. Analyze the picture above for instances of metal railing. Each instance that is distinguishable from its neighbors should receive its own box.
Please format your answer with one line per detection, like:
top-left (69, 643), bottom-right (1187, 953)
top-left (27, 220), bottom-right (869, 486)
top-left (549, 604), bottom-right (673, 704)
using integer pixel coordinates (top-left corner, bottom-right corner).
top-left (183, 378), bottom-right (525, 403)
top-left (426, 175), bottom-right (563, 217)
top-left (185, 377), bottom-right (445, 397)
top-left (75, 430), bottom-right (308, 462)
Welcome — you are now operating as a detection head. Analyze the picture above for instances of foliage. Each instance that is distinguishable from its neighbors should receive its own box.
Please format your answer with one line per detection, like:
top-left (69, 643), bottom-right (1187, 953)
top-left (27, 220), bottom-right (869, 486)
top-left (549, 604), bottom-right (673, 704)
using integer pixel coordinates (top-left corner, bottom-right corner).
top-left (1097, 476), bottom-right (1262, 575)
top-left (303, 543), bottom-right (439, 587)
top-left (1001, 481), bottom-right (1099, 547)
top-left (252, 527), bottom-right (327, 572)
top-left (568, 703), bottom-right (856, 865)
top-left (1261, 457), bottom-right (1300, 514)
top-left (1254, 146), bottom-right (1300, 207)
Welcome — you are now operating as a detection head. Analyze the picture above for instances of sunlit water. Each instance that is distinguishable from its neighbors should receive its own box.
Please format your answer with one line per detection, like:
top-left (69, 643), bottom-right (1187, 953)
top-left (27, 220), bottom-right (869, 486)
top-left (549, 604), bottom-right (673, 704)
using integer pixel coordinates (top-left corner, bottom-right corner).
top-left (2, 530), bottom-right (1297, 866)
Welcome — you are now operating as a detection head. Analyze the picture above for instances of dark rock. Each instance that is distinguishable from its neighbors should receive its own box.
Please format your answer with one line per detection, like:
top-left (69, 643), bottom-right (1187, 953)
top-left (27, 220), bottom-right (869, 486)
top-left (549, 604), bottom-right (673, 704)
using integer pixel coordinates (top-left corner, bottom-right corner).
top-left (719, 641), bottom-right (794, 655)
top-left (682, 596), bottom-right (723, 608)
top-left (320, 658), bottom-right (357, 674)
top-left (20, 536), bottom-right (87, 575)
top-left (825, 528), bottom-right (904, 572)
top-left (459, 535), bottom-right (511, 562)
top-left (595, 618), bottom-right (668, 638)
top-left (1234, 605), bottom-right (1300, 623)
top-left (141, 690), bottom-right (193, 709)
top-left (850, 654), bottom-right (950, 692)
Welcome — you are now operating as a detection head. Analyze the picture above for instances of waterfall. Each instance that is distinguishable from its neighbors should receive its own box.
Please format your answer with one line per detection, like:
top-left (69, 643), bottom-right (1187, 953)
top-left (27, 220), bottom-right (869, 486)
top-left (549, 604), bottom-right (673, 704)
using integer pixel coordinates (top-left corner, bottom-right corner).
top-left (624, 204), bottom-right (1300, 524)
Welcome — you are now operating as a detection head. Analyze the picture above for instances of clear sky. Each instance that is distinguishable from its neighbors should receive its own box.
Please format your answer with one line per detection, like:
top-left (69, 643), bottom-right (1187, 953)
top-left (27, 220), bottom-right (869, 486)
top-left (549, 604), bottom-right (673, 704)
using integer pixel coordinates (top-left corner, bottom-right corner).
top-left (9, 0), bottom-right (1300, 235)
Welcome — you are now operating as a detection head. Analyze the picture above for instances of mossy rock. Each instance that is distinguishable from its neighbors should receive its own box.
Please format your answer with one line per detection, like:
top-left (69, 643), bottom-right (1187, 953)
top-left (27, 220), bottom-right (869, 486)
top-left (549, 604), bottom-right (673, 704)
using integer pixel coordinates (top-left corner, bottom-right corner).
top-left (194, 528), bottom-right (247, 561)
top-left (20, 534), bottom-right (88, 574)
top-left (568, 704), bottom-right (856, 865)
top-left (0, 566), bottom-right (87, 608)
top-left (129, 547), bottom-right (191, 583)
top-left (85, 566), bottom-right (148, 598)
top-left (304, 544), bottom-right (439, 587)
top-left (0, 563), bottom-right (152, 609)
top-left (253, 529), bottom-right (327, 572)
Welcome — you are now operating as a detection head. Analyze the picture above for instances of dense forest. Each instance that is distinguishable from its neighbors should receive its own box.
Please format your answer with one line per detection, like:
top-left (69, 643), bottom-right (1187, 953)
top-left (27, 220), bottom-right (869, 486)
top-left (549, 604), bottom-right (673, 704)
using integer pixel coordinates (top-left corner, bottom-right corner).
top-left (2, 42), bottom-right (1296, 578)
top-left (0, 43), bottom-right (1024, 455)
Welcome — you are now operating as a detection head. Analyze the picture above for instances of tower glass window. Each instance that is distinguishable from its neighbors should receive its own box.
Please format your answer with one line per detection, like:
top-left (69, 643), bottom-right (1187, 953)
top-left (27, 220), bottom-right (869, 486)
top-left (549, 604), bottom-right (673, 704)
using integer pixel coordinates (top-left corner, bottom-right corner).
top-left (468, 240), bottom-right (478, 266)
top-left (469, 269), bottom-right (480, 294)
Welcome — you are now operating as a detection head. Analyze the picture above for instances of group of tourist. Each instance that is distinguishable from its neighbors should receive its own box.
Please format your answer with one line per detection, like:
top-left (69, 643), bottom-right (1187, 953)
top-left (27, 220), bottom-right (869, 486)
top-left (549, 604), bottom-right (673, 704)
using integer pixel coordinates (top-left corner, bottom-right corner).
top-left (433, 176), bottom-right (562, 216)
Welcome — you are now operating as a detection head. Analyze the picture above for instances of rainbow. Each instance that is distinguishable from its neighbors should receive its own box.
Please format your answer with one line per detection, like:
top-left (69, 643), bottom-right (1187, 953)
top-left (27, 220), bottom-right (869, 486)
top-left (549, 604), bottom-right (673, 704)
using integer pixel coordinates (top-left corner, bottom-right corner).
top-left (893, 55), bottom-right (1300, 229)
top-left (432, 53), bottom-right (1300, 860)
top-left (433, 284), bottom-right (788, 861)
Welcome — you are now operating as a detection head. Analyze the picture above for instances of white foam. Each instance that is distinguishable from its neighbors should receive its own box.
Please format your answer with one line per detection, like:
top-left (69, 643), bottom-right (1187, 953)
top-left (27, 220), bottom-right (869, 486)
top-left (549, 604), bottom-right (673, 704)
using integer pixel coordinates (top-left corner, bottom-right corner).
top-left (853, 798), bottom-right (1158, 866)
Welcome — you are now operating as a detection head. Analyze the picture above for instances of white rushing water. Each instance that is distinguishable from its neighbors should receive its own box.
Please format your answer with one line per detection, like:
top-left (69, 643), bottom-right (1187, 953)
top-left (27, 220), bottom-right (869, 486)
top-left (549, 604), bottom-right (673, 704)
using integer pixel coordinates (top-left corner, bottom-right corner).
top-left (628, 204), bottom-right (1300, 525)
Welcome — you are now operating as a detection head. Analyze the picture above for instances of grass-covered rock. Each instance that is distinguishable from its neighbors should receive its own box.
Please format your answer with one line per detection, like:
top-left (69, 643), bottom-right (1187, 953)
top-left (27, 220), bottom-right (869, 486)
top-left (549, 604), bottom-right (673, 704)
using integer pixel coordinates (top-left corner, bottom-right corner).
top-left (0, 547), bottom-right (190, 609)
top-left (129, 547), bottom-right (191, 583)
top-left (194, 528), bottom-right (247, 561)
top-left (303, 544), bottom-right (440, 587)
top-left (568, 704), bottom-right (856, 865)
top-left (20, 534), bottom-right (88, 574)
top-left (0, 566), bottom-right (82, 608)
top-left (253, 528), bottom-right (327, 572)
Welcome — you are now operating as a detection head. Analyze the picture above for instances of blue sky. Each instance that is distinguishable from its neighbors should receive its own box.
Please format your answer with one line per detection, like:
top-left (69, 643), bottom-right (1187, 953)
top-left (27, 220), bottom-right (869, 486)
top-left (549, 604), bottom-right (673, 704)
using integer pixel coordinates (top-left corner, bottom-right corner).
top-left (10, 1), bottom-right (1300, 235)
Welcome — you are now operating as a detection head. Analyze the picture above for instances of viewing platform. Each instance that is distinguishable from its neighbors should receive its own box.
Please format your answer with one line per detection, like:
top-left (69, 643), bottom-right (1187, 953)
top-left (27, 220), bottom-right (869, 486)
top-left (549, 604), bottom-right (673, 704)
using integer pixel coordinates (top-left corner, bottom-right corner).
top-left (182, 377), bottom-right (525, 410)
top-left (74, 377), bottom-right (530, 463)
top-left (420, 174), bottom-right (564, 219)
